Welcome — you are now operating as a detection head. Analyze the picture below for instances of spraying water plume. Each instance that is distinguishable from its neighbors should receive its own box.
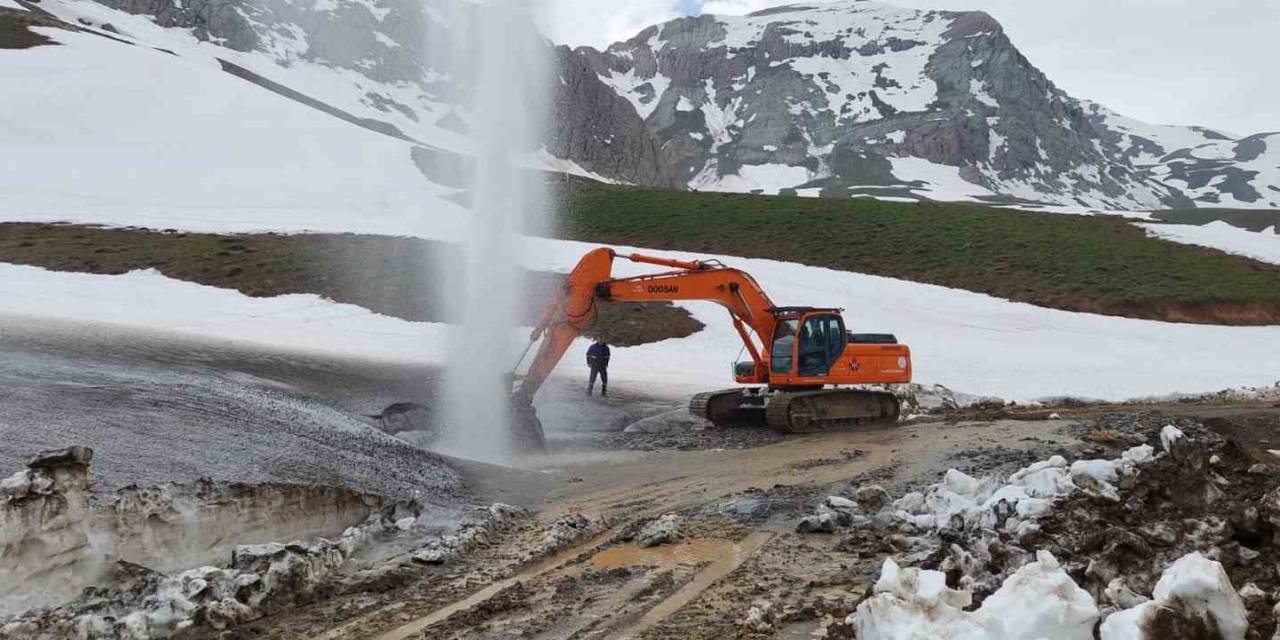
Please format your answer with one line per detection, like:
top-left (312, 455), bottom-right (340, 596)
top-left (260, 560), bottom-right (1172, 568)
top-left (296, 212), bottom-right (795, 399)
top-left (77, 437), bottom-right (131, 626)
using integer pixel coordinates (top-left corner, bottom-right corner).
top-left (434, 0), bottom-right (551, 463)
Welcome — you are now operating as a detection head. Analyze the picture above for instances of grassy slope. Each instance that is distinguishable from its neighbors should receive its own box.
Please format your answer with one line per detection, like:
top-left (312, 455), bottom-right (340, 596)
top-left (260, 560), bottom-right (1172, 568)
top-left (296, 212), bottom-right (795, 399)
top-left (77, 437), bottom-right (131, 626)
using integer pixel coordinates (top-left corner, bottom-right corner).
top-left (0, 223), bottom-right (702, 346)
top-left (560, 181), bottom-right (1280, 325)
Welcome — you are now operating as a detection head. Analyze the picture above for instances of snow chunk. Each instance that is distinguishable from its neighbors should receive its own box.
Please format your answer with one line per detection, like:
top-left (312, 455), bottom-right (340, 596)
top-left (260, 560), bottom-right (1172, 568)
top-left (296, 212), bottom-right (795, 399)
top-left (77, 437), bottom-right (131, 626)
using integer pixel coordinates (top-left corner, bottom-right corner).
top-left (888, 443), bottom-right (1156, 534)
top-left (977, 551), bottom-right (1099, 639)
top-left (1100, 553), bottom-right (1247, 640)
top-left (676, 95), bottom-right (696, 112)
top-left (1160, 425), bottom-right (1185, 452)
top-left (851, 552), bottom-right (1097, 639)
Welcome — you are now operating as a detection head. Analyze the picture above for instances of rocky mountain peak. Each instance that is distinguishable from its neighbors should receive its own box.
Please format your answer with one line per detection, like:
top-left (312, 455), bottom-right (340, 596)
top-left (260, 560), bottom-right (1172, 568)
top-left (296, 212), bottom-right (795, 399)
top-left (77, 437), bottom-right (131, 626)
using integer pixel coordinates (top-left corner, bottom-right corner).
top-left (576, 0), bottom-right (1278, 210)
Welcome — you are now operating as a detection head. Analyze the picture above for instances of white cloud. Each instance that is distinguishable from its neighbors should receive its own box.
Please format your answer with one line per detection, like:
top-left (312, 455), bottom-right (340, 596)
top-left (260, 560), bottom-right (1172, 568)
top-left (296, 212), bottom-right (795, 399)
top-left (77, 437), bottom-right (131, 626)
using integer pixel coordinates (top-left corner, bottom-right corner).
top-left (537, 0), bottom-right (683, 48)
top-left (541, 0), bottom-right (1279, 136)
top-left (699, 0), bottom-right (784, 12)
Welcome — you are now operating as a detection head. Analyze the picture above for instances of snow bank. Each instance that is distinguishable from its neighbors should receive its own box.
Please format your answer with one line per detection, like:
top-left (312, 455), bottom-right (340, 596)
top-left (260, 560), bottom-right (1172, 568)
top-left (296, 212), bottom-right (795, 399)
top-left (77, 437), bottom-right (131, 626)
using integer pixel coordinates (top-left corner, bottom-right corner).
top-left (850, 551), bottom-right (1098, 640)
top-left (5, 226), bottom-right (1280, 403)
top-left (0, 265), bottom-right (455, 365)
top-left (891, 444), bottom-right (1154, 534)
top-left (1139, 221), bottom-right (1280, 265)
top-left (1100, 553), bottom-right (1248, 640)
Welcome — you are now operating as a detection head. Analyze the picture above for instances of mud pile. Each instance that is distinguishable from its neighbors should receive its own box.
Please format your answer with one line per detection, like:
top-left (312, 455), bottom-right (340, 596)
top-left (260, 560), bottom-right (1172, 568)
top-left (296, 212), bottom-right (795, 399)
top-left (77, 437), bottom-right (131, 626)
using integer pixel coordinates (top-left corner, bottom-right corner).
top-left (1032, 425), bottom-right (1280, 637)
top-left (797, 417), bottom-right (1280, 638)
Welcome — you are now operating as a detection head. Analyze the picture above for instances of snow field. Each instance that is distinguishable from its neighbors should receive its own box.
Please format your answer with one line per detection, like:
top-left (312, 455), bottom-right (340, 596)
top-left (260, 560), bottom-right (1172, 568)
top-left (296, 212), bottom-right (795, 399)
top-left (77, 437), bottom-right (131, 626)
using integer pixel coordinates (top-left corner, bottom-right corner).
top-left (4, 231), bottom-right (1280, 403)
top-left (0, 265), bottom-right (455, 364)
top-left (888, 157), bottom-right (999, 202)
top-left (0, 26), bottom-right (451, 232)
top-left (693, 163), bottom-right (811, 195)
top-left (1139, 221), bottom-right (1280, 266)
top-left (525, 237), bottom-right (1280, 402)
top-left (1, 0), bottom-right (1277, 402)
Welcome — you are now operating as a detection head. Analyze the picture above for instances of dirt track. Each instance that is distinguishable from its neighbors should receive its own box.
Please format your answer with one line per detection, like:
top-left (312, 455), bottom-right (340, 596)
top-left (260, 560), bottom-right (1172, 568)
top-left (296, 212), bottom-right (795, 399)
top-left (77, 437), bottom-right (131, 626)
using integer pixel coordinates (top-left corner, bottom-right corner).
top-left (228, 400), bottom-right (1280, 640)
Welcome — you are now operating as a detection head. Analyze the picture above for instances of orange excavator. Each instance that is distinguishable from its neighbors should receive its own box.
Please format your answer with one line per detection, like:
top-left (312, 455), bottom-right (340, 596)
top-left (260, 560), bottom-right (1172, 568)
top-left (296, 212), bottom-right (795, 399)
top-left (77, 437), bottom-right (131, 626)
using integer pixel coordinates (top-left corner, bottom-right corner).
top-left (508, 248), bottom-right (912, 449)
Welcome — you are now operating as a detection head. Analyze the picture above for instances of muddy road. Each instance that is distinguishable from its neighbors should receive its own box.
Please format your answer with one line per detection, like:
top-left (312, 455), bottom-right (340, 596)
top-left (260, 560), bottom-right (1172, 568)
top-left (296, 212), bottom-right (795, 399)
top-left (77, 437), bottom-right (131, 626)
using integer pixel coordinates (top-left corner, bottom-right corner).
top-left (4, 316), bottom-right (1279, 638)
top-left (234, 401), bottom-right (1280, 640)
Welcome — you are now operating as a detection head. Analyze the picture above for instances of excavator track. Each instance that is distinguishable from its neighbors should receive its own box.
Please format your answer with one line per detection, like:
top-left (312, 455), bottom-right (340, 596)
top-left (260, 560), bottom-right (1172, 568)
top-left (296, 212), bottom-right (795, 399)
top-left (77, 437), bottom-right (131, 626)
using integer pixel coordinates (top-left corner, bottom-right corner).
top-left (690, 388), bottom-right (767, 428)
top-left (765, 389), bottom-right (900, 433)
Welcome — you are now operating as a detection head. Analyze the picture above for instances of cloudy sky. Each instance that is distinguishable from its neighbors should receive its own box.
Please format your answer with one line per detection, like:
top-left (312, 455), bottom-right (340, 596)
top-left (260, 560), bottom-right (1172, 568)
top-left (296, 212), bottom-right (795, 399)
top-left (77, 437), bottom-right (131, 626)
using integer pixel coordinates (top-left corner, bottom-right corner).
top-left (539, 0), bottom-right (1280, 136)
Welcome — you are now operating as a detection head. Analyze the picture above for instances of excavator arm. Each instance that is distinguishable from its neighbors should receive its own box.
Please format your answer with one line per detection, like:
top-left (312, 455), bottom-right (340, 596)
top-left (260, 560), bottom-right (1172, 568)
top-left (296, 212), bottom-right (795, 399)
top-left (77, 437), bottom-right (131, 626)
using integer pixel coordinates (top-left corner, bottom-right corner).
top-left (513, 248), bottom-right (779, 401)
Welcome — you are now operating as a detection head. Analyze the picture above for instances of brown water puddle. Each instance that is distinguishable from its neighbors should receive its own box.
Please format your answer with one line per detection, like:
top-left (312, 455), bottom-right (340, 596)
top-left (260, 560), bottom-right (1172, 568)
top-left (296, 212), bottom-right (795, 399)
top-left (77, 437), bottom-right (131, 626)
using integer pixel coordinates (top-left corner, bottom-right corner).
top-left (321, 527), bottom-right (619, 640)
top-left (590, 538), bottom-right (736, 570)
top-left (614, 532), bottom-right (772, 639)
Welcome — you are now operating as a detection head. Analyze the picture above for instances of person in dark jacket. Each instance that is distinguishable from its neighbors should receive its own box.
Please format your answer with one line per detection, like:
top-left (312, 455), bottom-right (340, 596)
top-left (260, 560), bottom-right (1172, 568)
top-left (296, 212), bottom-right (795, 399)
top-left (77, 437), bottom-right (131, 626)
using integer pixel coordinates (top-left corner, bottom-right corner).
top-left (586, 339), bottom-right (610, 397)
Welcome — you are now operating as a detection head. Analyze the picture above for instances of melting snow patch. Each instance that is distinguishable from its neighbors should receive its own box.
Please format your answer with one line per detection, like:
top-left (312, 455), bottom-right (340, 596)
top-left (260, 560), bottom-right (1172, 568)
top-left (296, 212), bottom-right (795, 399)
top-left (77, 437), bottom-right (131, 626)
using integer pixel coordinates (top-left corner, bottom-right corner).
top-left (696, 163), bottom-right (810, 195)
top-left (969, 79), bottom-right (998, 108)
top-left (885, 443), bottom-right (1153, 534)
top-left (1160, 425), bottom-right (1185, 452)
top-left (888, 157), bottom-right (998, 202)
top-left (1138, 222), bottom-right (1280, 266)
top-left (849, 551), bottom-right (1098, 639)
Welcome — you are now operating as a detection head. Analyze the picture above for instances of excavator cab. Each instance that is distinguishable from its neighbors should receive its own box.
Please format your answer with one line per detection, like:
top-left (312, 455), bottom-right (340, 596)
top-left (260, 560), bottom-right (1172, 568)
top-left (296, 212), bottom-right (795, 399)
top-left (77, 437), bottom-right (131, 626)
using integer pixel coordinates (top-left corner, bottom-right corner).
top-left (767, 308), bottom-right (846, 381)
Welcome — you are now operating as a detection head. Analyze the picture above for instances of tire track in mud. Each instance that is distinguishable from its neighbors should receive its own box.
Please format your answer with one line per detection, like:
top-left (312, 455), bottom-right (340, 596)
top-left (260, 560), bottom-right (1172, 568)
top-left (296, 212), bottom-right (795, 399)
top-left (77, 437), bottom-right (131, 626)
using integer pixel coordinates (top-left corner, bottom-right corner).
top-left (612, 532), bottom-right (772, 640)
top-left (307, 418), bottom-right (1076, 639)
top-left (314, 528), bottom-right (621, 640)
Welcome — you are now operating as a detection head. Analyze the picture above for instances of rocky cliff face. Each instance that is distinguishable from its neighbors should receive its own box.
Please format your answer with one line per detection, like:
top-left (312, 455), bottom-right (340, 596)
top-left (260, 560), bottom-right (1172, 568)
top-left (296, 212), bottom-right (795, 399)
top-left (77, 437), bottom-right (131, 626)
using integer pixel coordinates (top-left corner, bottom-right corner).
top-left (580, 0), bottom-right (1278, 209)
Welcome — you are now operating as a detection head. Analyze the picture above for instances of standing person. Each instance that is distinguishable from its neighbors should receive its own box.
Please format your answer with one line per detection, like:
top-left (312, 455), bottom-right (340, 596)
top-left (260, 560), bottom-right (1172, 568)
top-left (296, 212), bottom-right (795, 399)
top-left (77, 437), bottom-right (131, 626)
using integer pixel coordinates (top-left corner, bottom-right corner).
top-left (586, 339), bottom-right (610, 397)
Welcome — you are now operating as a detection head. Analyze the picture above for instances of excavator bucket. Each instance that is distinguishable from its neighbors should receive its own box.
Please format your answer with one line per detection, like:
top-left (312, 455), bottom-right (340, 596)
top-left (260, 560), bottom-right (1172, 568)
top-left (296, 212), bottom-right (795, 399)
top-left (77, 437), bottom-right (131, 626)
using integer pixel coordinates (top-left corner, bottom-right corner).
top-left (509, 388), bottom-right (547, 452)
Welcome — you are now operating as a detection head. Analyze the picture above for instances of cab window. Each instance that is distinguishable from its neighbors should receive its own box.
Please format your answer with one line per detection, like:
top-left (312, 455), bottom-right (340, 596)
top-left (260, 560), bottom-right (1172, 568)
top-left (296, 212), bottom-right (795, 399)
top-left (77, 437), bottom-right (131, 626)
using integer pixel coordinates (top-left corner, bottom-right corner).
top-left (798, 314), bottom-right (844, 376)
top-left (770, 319), bottom-right (798, 375)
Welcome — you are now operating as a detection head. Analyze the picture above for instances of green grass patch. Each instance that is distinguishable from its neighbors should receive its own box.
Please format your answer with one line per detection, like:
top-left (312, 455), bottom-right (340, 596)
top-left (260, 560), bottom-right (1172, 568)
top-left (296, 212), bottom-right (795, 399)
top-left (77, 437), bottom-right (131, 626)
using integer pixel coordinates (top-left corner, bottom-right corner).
top-left (559, 181), bottom-right (1280, 325)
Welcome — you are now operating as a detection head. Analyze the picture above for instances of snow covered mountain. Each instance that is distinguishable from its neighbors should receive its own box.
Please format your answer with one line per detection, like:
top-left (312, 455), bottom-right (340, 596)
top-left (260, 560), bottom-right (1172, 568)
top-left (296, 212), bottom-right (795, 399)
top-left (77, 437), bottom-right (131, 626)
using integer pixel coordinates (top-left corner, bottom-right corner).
top-left (2, 0), bottom-right (1275, 211)
top-left (576, 1), bottom-right (1280, 210)
top-left (0, 0), bottom-right (673, 193)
